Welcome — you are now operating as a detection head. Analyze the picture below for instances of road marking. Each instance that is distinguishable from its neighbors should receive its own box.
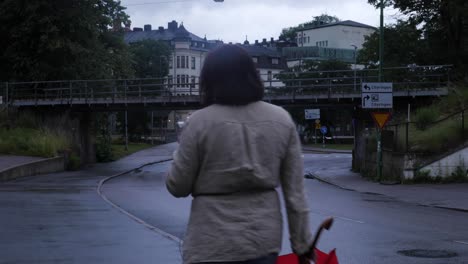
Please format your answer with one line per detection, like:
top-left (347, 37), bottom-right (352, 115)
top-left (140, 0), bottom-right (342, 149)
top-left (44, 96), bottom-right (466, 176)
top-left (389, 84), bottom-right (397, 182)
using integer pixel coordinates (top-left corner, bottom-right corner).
top-left (454, 240), bottom-right (468, 245)
top-left (336, 216), bottom-right (365, 224)
top-left (310, 211), bottom-right (365, 224)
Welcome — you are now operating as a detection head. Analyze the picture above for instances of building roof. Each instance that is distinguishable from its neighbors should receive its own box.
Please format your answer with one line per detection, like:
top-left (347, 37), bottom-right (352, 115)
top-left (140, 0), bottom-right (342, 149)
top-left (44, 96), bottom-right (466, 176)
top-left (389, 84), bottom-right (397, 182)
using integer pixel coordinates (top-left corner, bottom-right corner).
top-left (302, 20), bottom-right (377, 31)
top-left (124, 26), bottom-right (205, 44)
top-left (240, 45), bottom-right (281, 58)
top-left (239, 44), bottom-right (287, 70)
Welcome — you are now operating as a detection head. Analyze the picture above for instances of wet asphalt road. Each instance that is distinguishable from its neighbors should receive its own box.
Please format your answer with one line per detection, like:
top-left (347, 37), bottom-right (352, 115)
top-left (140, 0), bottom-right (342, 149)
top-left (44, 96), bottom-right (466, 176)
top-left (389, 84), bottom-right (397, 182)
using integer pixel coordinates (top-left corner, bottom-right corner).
top-left (101, 153), bottom-right (468, 264)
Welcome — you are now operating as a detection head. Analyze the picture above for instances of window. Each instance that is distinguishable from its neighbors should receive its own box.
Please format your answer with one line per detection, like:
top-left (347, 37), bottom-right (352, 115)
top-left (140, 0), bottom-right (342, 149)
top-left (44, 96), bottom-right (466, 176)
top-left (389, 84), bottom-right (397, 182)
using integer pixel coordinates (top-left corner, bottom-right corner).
top-left (176, 75), bottom-right (181, 86)
top-left (176, 56), bottom-right (180, 68)
top-left (267, 71), bottom-right (272, 81)
top-left (316, 41), bottom-right (319, 47)
top-left (191, 57), bottom-right (196, 69)
top-left (181, 56), bottom-right (185, 68)
top-left (191, 76), bottom-right (196, 88)
top-left (252, 57), bottom-right (258, 63)
top-left (168, 75), bottom-right (173, 88)
top-left (308, 36), bottom-right (310, 43)
top-left (272, 58), bottom-right (279, 65)
top-left (186, 56), bottom-right (189, 69)
top-left (169, 58), bottom-right (173, 69)
top-left (325, 40), bottom-right (328, 47)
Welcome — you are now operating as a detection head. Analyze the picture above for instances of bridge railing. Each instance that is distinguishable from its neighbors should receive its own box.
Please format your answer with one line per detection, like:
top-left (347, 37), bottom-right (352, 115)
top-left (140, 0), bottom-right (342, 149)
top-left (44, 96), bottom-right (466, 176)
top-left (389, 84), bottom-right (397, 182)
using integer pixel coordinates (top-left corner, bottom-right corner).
top-left (3, 65), bottom-right (452, 105)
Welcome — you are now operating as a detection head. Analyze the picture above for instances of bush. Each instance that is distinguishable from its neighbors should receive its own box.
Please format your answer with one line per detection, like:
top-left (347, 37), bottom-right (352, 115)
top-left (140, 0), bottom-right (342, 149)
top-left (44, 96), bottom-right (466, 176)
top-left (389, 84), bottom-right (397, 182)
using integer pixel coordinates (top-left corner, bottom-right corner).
top-left (414, 107), bottom-right (439, 130)
top-left (67, 153), bottom-right (81, 171)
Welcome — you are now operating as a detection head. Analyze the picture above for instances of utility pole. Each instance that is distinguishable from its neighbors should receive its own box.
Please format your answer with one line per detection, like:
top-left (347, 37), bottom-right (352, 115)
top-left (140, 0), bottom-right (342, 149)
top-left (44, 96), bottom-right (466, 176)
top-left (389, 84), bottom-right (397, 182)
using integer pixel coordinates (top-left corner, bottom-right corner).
top-left (125, 110), bottom-right (128, 151)
top-left (379, 0), bottom-right (384, 82)
top-left (377, 0), bottom-right (385, 181)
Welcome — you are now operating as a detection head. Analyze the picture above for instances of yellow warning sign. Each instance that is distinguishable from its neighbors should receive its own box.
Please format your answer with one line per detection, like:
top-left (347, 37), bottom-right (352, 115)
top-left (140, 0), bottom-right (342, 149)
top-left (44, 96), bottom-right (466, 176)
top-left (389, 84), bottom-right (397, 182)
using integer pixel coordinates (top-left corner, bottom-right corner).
top-left (371, 112), bottom-right (391, 129)
top-left (315, 123), bottom-right (321, 129)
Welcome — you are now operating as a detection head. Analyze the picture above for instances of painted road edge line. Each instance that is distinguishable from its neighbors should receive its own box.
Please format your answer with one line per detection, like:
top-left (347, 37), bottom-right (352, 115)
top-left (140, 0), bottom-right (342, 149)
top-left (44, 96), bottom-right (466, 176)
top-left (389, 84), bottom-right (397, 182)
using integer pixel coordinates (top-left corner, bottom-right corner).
top-left (336, 216), bottom-right (365, 224)
top-left (97, 158), bottom-right (182, 244)
top-left (454, 240), bottom-right (468, 245)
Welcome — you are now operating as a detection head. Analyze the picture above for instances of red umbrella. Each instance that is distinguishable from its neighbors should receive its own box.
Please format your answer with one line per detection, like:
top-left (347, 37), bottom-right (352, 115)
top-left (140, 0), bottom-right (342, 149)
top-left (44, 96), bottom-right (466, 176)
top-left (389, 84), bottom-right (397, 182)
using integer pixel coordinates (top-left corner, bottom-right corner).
top-left (276, 218), bottom-right (338, 264)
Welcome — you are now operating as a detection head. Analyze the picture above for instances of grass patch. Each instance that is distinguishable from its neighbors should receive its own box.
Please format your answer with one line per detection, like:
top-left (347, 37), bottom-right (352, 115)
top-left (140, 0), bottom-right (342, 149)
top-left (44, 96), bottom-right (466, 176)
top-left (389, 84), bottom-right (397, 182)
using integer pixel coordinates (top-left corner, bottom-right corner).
top-left (303, 144), bottom-right (353, 151)
top-left (405, 116), bottom-right (465, 153)
top-left (0, 127), bottom-right (69, 158)
top-left (111, 143), bottom-right (153, 161)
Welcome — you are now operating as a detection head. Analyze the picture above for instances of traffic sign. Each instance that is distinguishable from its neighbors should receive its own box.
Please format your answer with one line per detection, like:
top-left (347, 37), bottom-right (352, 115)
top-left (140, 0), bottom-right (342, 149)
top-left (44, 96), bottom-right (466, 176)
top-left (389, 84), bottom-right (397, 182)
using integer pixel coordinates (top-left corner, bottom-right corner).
top-left (362, 82), bottom-right (393, 93)
top-left (305, 109), bottom-right (320, 120)
top-left (362, 82), bottom-right (393, 109)
top-left (371, 112), bottom-right (392, 129)
top-left (315, 119), bottom-right (320, 124)
top-left (362, 93), bottom-right (393, 108)
top-left (0, 96), bottom-right (2, 104)
top-left (315, 123), bottom-right (321, 129)
top-left (320, 126), bottom-right (328, 134)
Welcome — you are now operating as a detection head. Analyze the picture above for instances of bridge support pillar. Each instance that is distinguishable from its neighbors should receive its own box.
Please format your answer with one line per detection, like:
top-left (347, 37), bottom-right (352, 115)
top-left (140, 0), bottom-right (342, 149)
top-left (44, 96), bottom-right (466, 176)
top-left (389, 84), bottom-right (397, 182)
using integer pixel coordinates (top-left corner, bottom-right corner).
top-left (78, 112), bottom-right (96, 164)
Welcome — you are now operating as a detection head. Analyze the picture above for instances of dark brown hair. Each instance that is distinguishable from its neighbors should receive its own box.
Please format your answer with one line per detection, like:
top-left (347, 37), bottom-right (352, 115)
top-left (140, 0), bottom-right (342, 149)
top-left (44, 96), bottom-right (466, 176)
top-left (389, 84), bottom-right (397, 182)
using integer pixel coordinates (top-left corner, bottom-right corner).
top-left (200, 44), bottom-right (264, 105)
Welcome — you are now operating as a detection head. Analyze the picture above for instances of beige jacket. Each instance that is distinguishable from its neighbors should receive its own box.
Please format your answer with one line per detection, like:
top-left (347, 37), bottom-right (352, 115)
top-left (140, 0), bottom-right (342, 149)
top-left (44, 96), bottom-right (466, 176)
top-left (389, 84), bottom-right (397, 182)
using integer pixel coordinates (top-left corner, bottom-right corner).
top-left (166, 101), bottom-right (312, 264)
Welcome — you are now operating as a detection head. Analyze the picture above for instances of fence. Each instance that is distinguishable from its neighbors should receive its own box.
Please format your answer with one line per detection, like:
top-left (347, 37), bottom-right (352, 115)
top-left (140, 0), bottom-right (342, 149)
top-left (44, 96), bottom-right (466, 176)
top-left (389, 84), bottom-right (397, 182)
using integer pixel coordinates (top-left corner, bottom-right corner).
top-left (1, 65), bottom-right (452, 105)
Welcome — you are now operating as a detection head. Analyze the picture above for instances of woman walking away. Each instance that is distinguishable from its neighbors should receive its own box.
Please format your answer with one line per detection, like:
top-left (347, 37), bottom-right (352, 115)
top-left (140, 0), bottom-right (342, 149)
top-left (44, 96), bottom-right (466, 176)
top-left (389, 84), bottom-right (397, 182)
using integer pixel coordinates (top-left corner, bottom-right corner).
top-left (166, 44), bottom-right (314, 264)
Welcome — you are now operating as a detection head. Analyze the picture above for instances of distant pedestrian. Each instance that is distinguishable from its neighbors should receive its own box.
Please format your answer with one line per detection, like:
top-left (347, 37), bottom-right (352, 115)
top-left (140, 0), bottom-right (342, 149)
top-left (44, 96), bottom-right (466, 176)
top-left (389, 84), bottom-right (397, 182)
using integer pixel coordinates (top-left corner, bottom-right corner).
top-left (166, 44), bottom-right (313, 264)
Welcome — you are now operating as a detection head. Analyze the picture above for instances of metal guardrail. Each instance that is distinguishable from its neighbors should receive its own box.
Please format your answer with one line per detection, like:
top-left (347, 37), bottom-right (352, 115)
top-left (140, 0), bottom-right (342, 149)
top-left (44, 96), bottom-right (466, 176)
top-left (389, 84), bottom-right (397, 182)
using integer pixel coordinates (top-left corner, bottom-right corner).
top-left (2, 65), bottom-right (452, 106)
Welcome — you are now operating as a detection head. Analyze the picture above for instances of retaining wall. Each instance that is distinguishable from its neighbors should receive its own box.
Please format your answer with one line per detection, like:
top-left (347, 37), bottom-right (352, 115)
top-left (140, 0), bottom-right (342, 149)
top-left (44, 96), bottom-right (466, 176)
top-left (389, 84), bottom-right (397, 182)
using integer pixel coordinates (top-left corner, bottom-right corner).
top-left (0, 157), bottom-right (65, 182)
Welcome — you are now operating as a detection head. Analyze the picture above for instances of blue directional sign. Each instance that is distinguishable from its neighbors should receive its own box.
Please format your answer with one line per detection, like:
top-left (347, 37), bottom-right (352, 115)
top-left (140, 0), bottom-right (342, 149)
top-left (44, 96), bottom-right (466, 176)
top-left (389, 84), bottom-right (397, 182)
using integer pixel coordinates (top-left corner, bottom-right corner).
top-left (320, 126), bottom-right (328, 134)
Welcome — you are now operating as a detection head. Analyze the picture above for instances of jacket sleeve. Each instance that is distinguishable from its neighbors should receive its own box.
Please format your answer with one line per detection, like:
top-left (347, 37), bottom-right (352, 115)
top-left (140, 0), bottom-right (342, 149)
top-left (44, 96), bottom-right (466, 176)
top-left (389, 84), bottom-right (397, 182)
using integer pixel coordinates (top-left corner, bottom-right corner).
top-left (280, 124), bottom-right (313, 255)
top-left (166, 120), bottom-right (200, 198)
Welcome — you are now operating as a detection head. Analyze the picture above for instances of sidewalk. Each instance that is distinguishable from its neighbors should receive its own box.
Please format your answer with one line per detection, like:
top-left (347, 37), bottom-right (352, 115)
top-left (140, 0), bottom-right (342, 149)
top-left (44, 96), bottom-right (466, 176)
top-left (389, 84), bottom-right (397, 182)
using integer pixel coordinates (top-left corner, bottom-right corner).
top-left (309, 165), bottom-right (468, 212)
top-left (0, 143), bottom-right (182, 264)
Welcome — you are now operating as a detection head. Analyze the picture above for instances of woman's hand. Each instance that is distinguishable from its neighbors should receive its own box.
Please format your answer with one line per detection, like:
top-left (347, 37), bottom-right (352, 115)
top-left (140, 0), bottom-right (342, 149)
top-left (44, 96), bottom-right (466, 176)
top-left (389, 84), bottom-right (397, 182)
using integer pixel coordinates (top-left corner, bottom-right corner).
top-left (298, 249), bottom-right (314, 264)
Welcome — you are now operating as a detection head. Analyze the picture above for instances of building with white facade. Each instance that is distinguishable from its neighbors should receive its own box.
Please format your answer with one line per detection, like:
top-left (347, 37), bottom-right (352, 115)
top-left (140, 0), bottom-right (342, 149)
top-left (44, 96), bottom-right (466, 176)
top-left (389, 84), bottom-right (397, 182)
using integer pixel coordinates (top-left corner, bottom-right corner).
top-left (125, 21), bottom-right (288, 94)
top-left (296, 20), bottom-right (376, 49)
top-left (284, 20), bottom-right (377, 67)
top-left (124, 21), bottom-right (287, 129)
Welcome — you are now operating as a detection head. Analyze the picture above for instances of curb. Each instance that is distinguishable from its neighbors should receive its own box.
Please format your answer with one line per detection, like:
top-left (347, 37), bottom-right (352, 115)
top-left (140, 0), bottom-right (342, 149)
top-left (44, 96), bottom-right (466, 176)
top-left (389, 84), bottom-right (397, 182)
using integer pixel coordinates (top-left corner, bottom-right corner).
top-left (302, 148), bottom-right (352, 154)
top-left (309, 173), bottom-right (468, 213)
top-left (96, 158), bottom-right (183, 244)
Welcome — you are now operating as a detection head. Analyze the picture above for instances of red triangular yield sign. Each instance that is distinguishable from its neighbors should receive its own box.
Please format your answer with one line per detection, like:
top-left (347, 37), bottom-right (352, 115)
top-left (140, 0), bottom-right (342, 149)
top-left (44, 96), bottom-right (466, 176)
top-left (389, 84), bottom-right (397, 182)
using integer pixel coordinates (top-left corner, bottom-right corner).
top-left (371, 112), bottom-right (391, 129)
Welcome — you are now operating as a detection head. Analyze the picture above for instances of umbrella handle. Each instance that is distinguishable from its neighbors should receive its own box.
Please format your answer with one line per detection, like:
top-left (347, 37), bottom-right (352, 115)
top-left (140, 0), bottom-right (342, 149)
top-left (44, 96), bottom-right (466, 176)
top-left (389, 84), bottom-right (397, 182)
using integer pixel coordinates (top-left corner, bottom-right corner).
top-left (310, 218), bottom-right (334, 252)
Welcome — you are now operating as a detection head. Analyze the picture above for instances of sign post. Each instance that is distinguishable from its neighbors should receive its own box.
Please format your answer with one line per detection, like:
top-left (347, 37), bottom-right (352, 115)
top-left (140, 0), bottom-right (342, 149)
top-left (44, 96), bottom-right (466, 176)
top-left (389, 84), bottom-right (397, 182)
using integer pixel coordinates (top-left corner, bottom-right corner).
top-left (362, 83), bottom-right (393, 181)
top-left (315, 119), bottom-right (320, 144)
top-left (320, 126), bottom-right (328, 148)
top-left (305, 109), bottom-right (320, 145)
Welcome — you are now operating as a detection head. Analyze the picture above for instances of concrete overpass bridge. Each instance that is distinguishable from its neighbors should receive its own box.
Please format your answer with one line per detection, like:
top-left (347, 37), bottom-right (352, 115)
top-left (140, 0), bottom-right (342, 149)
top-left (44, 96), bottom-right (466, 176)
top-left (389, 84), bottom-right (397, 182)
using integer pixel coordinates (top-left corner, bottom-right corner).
top-left (0, 65), bottom-right (452, 164)
top-left (1, 65), bottom-right (452, 111)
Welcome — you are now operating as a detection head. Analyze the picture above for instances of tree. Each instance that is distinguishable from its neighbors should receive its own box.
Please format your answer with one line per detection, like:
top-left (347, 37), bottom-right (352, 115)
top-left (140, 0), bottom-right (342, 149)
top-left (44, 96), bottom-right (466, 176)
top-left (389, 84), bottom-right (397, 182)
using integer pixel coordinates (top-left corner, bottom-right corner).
top-left (357, 20), bottom-right (430, 67)
top-left (279, 14), bottom-right (340, 41)
top-left (367, 0), bottom-right (468, 77)
top-left (0, 0), bottom-right (133, 81)
top-left (129, 40), bottom-right (172, 78)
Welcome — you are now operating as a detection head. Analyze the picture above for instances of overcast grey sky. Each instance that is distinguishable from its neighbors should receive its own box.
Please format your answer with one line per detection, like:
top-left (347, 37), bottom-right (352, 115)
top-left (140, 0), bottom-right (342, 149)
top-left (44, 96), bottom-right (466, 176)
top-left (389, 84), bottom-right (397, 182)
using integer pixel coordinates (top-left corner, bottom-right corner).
top-left (121, 0), bottom-right (400, 43)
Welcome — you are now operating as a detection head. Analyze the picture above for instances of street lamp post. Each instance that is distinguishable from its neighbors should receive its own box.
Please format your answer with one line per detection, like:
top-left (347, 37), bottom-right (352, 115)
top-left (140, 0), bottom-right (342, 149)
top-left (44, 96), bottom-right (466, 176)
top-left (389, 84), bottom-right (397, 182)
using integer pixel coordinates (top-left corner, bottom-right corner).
top-left (351, 45), bottom-right (358, 92)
